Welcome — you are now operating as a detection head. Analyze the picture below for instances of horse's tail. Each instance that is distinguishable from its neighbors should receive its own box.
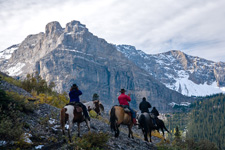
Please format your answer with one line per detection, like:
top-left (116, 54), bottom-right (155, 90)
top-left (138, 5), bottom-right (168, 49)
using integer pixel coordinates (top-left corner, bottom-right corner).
top-left (60, 108), bottom-right (66, 134)
top-left (163, 123), bottom-right (170, 134)
top-left (159, 119), bottom-right (170, 134)
top-left (110, 106), bottom-right (117, 131)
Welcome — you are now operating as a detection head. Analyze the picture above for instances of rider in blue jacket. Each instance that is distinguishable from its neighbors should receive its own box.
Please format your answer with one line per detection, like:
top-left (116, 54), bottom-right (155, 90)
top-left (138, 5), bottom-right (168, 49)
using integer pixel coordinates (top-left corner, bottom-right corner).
top-left (69, 84), bottom-right (90, 121)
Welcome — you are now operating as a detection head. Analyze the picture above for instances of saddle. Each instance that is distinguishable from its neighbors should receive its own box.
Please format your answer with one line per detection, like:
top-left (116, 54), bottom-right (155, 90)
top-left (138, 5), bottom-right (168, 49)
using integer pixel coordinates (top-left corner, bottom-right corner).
top-left (66, 102), bottom-right (83, 113)
top-left (150, 113), bottom-right (155, 118)
top-left (119, 105), bottom-right (131, 113)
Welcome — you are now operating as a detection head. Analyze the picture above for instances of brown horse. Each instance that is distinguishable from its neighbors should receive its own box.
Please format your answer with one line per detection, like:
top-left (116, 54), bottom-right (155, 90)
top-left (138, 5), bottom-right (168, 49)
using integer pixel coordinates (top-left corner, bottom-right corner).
top-left (60, 104), bottom-right (91, 142)
top-left (110, 106), bottom-right (135, 138)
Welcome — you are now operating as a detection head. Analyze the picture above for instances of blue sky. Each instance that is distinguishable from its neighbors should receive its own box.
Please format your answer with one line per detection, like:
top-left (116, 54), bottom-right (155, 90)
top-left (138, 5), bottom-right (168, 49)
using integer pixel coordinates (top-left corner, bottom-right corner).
top-left (0, 0), bottom-right (225, 62)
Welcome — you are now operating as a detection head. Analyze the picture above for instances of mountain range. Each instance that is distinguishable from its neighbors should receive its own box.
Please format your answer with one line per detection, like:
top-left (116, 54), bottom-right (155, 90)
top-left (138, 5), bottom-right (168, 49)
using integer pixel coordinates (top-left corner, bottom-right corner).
top-left (116, 45), bottom-right (225, 96)
top-left (1, 20), bottom-right (224, 112)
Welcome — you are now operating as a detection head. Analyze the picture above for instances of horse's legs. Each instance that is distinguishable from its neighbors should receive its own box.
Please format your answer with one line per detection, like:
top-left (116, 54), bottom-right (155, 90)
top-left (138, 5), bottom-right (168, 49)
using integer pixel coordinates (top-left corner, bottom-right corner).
top-left (149, 130), bottom-right (152, 142)
top-left (142, 128), bottom-right (148, 142)
top-left (128, 125), bottom-right (134, 139)
top-left (85, 120), bottom-right (91, 131)
top-left (77, 123), bottom-right (80, 137)
top-left (62, 123), bottom-right (66, 142)
top-left (115, 124), bottom-right (120, 137)
top-left (68, 119), bottom-right (73, 142)
top-left (127, 125), bottom-right (130, 138)
top-left (62, 125), bottom-right (65, 136)
top-left (68, 129), bottom-right (71, 142)
top-left (60, 108), bottom-right (66, 136)
top-left (161, 128), bottom-right (165, 137)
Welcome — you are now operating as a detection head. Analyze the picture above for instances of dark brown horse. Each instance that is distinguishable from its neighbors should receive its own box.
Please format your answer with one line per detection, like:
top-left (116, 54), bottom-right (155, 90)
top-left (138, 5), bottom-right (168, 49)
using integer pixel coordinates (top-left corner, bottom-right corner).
top-left (110, 106), bottom-right (135, 138)
top-left (138, 112), bottom-right (170, 142)
top-left (60, 104), bottom-right (91, 142)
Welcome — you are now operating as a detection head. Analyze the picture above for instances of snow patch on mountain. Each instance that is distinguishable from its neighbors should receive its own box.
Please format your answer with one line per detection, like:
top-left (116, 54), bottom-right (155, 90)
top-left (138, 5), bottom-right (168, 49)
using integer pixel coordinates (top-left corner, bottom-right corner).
top-left (0, 44), bottom-right (19, 60)
top-left (221, 87), bottom-right (225, 92)
top-left (6, 62), bottom-right (25, 76)
top-left (164, 70), bottom-right (223, 96)
top-left (169, 102), bottom-right (191, 107)
top-left (173, 79), bottom-right (222, 96)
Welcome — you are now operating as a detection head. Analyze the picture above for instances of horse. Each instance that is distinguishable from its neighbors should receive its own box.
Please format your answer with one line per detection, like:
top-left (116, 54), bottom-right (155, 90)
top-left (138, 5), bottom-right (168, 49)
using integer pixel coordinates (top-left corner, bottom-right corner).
top-left (155, 117), bottom-right (170, 138)
top-left (60, 103), bottom-right (91, 142)
top-left (110, 105), bottom-right (135, 138)
top-left (138, 112), bottom-right (170, 142)
top-left (84, 100), bottom-right (104, 115)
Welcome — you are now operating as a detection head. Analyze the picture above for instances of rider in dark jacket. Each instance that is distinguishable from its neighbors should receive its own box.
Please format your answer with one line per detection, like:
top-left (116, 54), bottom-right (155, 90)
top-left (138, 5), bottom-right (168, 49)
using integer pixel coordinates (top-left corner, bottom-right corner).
top-left (139, 97), bottom-right (151, 113)
top-left (150, 107), bottom-right (159, 127)
top-left (69, 84), bottom-right (90, 121)
top-left (151, 107), bottom-right (159, 117)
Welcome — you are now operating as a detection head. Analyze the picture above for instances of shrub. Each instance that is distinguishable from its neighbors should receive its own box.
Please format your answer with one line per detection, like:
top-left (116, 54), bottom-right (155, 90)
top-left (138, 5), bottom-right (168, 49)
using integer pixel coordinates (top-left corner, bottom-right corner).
top-left (72, 132), bottom-right (109, 150)
top-left (0, 89), bottom-right (35, 141)
top-left (0, 106), bottom-right (23, 141)
top-left (89, 110), bottom-right (98, 118)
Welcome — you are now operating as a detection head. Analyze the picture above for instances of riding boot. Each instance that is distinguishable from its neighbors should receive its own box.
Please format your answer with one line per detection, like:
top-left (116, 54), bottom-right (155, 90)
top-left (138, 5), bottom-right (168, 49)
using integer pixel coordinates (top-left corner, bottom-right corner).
top-left (133, 118), bottom-right (137, 125)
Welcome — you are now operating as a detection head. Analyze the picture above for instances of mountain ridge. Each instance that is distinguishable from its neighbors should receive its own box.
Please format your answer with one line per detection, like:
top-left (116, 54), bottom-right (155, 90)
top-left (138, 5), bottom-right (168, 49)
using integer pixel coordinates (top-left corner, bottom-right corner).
top-left (116, 44), bottom-right (225, 96)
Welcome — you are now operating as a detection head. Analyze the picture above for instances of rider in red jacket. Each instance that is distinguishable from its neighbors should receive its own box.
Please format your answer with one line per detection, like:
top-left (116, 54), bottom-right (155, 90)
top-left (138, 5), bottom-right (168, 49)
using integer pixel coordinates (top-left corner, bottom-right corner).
top-left (118, 89), bottom-right (137, 124)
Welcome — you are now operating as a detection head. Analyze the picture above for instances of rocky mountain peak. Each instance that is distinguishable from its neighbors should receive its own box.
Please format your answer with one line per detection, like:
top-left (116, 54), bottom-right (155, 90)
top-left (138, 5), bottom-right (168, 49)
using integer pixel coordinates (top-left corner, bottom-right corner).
top-left (116, 45), bottom-right (139, 58)
top-left (65, 20), bottom-right (87, 33)
top-left (169, 50), bottom-right (189, 69)
top-left (45, 21), bottom-right (63, 37)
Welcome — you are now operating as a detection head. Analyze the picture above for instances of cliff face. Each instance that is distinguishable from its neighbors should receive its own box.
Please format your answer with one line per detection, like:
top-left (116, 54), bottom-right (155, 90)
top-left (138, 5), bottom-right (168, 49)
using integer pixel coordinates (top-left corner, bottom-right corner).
top-left (116, 45), bottom-right (225, 96)
top-left (0, 20), bottom-right (191, 112)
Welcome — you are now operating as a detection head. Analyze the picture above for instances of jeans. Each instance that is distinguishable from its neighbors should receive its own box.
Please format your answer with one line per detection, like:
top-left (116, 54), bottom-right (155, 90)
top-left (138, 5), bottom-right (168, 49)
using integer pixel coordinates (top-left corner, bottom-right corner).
top-left (128, 107), bottom-right (136, 119)
top-left (120, 105), bottom-right (136, 119)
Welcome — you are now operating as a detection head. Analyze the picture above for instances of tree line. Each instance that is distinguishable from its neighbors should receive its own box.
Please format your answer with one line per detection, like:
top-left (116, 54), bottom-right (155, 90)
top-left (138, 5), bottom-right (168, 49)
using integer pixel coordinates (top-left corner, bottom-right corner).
top-left (187, 93), bottom-right (225, 150)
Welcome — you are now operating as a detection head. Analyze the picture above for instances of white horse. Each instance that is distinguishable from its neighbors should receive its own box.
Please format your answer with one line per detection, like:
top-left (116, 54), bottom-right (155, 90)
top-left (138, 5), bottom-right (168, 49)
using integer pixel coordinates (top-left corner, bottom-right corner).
top-left (84, 100), bottom-right (104, 115)
top-left (60, 104), bottom-right (91, 142)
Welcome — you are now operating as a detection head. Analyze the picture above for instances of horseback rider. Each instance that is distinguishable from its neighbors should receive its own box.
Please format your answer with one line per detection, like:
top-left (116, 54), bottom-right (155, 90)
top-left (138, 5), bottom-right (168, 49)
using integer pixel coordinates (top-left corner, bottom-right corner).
top-left (139, 97), bottom-right (157, 127)
top-left (118, 89), bottom-right (137, 125)
top-left (139, 97), bottom-right (151, 113)
top-left (150, 107), bottom-right (159, 127)
top-left (69, 84), bottom-right (90, 121)
top-left (92, 93), bottom-right (99, 101)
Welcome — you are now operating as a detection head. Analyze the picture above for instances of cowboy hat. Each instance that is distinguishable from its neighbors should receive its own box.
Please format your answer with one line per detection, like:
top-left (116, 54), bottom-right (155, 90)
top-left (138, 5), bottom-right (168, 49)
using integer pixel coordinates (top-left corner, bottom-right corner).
top-left (120, 89), bottom-right (126, 92)
top-left (71, 84), bottom-right (78, 88)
